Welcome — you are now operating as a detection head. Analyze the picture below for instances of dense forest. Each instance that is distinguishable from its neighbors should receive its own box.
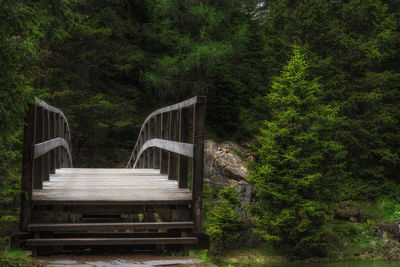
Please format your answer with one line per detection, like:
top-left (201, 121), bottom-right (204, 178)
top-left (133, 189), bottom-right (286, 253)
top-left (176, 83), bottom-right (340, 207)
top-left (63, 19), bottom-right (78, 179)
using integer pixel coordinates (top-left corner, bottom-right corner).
top-left (1, 0), bottom-right (400, 261)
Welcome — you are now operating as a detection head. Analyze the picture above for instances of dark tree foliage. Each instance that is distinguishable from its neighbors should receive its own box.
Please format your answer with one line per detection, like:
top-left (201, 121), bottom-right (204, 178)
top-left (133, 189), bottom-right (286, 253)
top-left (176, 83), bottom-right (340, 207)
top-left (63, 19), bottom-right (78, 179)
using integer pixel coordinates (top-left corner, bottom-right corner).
top-left (258, 0), bottom-right (400, 199)
top-left (0, 0), bottom-right (75, 242)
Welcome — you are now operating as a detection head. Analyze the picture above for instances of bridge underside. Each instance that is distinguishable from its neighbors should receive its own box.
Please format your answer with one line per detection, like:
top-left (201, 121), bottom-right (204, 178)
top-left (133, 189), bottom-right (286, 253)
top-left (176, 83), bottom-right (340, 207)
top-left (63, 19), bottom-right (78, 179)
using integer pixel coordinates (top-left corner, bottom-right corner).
top-left (26, 168), bottom-right (206, 255)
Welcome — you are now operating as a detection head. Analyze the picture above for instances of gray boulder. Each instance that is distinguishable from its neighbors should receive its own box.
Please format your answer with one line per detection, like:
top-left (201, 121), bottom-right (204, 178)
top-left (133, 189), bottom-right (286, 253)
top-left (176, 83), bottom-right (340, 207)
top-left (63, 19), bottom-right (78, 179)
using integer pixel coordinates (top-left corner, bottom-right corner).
top-left (204, 139), bottom-right (255, 203)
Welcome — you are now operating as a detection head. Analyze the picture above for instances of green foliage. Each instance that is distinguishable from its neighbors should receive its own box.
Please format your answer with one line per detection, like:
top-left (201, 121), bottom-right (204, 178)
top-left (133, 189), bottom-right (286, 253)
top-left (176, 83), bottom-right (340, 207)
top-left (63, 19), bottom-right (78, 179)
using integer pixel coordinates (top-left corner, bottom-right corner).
top-left (142, 0), bottom-right (266, 139)
top-left (0, 0), bottom-right (76, 248)
top-left (259, 0), bottom-right (400, 199)
top-left (0, 0), bottom-right (400, 260)
top-left (248, 47), bottom-right (347, 257)
top-left (0, 250), bottom-right (34, 267)
top-left (205, 186), bottom-right (248, 252)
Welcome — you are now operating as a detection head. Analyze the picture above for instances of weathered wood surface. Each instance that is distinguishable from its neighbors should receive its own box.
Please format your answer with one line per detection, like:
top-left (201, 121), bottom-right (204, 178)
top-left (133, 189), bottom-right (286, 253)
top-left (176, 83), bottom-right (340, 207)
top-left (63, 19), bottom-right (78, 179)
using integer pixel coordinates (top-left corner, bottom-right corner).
top-left (134, 139), bottom-right (193, 167)
top-left (26, 237), bottom-right (197, 246)
top-left (28, 222), bottom-right (194, 232)
top-left (33, 138), bottom-right (71, 161)
top-left (32, 168), bottom-right (192, 205)
top-left (20, 106), bottom-right (36, 232)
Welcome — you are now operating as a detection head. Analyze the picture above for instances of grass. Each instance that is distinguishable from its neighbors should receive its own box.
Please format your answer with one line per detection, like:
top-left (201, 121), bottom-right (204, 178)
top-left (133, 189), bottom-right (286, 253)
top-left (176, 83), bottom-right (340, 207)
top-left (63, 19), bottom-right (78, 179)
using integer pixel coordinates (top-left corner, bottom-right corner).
top-left (0, 249), bottom-right (35, 267)
top-left (197, 197), bottom-right (400, 265)
top-left (191, 247), bottom-right (287, 266)
top-left (316, 198), bottom-right (400, 262)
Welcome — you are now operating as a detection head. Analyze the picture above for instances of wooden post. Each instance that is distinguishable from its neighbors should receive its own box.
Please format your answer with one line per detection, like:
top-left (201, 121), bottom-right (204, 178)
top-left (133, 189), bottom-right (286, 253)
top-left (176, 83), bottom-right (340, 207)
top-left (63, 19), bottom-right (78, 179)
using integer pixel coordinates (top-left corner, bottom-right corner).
top-left (144, 123), bottom-right (149, 168)
top-left (160, 112), bottom-right (169, 174)
top-left (43, 110), bottom-right (50, 181)
top-left (49, 112), bottom-right (56, 174)
top-left (20, 105), bottom-right (35, 232)
top-left (192, 97), bottom-right (206, 233)
top-left (33, 107), bottom-right (43, 189)
top-left (168, 110), bottom-right (178, 180)
top-left (178, 108), bottom-right (189, 188)
top-left (149, 118), bottom-right (155, 168)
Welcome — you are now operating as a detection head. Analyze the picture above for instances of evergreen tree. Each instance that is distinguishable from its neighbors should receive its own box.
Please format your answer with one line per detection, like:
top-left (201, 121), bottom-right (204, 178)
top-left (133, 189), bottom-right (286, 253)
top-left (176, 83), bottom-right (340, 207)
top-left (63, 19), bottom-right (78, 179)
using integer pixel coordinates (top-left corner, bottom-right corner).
top-left (258, 0), bottom-right (400, 198)
top-left (142, 0), bottom-right (265, 139)
top-left (248, 47), bottom-right (347, 257)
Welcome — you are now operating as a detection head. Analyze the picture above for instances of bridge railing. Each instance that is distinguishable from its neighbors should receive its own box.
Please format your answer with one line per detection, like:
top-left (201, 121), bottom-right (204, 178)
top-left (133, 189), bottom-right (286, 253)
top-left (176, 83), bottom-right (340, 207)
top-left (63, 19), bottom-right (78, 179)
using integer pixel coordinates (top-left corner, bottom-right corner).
top-left (20, 98), bottom-right (73, 231)
top-left (126, 96), bottom-right (206, 232)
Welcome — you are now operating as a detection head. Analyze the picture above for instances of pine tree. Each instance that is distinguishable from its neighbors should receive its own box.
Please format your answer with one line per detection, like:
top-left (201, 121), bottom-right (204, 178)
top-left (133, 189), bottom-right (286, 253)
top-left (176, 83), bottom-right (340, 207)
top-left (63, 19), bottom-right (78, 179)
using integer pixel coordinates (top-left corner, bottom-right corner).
top-left (248, 47), bottom-right (347, 257)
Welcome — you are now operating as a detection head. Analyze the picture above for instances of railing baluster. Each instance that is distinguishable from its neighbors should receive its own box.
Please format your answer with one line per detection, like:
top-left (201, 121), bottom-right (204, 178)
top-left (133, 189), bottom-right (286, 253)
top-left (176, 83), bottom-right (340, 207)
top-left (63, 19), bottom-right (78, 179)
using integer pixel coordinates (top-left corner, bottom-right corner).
top-left (153, 114), bottom-right (161, 169)
top-left (139, 132), bottom-right (143, 168)
top-left (149, 118), bottom-right (154, 169)
top-left (49, 112), bottom-right (55, 174)
top-left (168, 110), bottom-right (179, 180)
top-left (60, 119), bottom-right (64, 168)
top-left (145, 123), bottom-right (149, 168)
top-left (178, 108), bottom-right (189, 188)
top-left (63, 122), bottom-right (67, 167)
top-left (55, 114), bottom-right (60, 169)
top-left (160, 112), bottom-right (169, 174)
top-left (33, 106), bottom-right (43, 189)
top-left (43, 110), bottom-right (50, 181)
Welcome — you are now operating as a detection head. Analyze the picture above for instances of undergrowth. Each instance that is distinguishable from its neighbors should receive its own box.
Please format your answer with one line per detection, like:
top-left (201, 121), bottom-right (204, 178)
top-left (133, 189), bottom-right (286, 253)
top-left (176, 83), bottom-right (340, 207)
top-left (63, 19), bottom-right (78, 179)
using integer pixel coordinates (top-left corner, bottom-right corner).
top-left (0, 250), bottom-right (35, 267)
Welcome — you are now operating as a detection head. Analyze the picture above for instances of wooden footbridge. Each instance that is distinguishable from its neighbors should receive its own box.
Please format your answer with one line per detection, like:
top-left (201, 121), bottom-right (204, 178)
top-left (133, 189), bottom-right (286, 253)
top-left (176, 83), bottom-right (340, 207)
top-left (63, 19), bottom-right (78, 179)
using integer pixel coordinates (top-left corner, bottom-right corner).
top-left (19, 96), bottom-right (207, 255)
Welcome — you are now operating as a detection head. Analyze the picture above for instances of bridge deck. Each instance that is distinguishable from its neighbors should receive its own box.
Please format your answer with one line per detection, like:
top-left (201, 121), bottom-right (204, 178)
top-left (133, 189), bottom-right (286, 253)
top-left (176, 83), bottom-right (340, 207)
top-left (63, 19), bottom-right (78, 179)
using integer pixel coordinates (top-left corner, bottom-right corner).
top-left (32, 168), bottom-right (192, 205)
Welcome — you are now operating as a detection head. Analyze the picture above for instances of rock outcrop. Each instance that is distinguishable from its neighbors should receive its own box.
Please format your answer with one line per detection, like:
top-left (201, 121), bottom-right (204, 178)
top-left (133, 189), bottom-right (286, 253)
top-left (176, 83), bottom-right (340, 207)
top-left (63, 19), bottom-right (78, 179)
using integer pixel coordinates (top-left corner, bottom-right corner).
top-left (334, 203), bottom-right (362, 222)
top-left (204, 139), bottom-right (255, 203)
top-left (374, 222), bottom-right (400, 241)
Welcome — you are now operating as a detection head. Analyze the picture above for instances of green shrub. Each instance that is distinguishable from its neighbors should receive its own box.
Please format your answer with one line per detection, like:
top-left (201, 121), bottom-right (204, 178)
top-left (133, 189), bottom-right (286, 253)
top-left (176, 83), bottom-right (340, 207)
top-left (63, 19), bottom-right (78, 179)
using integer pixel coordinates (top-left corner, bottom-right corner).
top-left (0, 250), bottom-right (34, 267)
top-left (205, 186), bottom-right (244, 252)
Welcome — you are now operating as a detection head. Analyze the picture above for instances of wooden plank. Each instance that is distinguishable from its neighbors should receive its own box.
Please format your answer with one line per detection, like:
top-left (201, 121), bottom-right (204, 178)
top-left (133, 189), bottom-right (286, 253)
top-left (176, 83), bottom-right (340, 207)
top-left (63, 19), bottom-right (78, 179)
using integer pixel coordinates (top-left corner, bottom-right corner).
top-left (168, 110), bottom-right (179, 180)
top-left (49, 112), bottom-right (56, 174)
top-left (33, 138), bottom-right (71, 161)
top-left (192, 97), bottom-right (206, 233)
top-left (56, 168), bottom-right (161, 174)
top-left (32, 199), bottom-right (192, 206)
top-left (55, 114), bottom-right (60, 169)
top-left (179, 108), bottom-right (189, 188)
top-left (153, 114), bottom-right (161, 169)
top-left (133, 139), bottom-right (193, 168)
top-left (160, 112), bottom-right (169, 174)
top-left (60, 117), bottom-right (64, 167)
top-left (26, 237), bottom-right (197, 246)
top-left (32, 189), bottom-right (191, 198)
top-left (20, 105), bottom-right (35, 232)
top-left (33, 107), bottom-right (43, 189)
top-left (63, 122), bottom-right (68, 167)
top-left (28, 222), bottom-right (194, 232)
top-left (43, 110), bottom-right (50, 181)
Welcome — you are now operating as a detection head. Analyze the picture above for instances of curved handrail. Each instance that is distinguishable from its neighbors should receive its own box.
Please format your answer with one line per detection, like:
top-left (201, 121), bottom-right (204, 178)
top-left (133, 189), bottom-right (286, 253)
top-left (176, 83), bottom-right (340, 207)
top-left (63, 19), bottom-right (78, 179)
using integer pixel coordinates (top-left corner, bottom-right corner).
top-left (35, 98), bottom-right (72, 149)
top-left (133, 139), bottom-right (194, 167)
top-left (20, 97), bottom-right (74, 231)
top-left (125, 96), bottom-right (206, 233)
top-left (33, 137), bottom-right (72, 164)
top-left (34, 98), bottom-right (73, 167)
top-left (126, 96), bottom-right (205, 168)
